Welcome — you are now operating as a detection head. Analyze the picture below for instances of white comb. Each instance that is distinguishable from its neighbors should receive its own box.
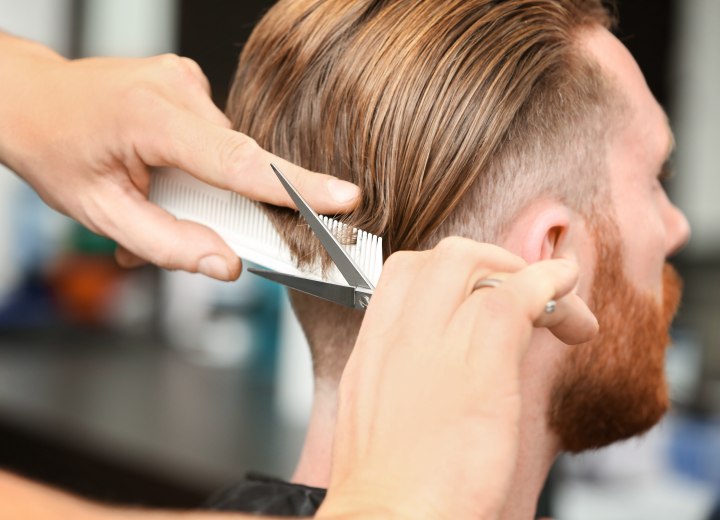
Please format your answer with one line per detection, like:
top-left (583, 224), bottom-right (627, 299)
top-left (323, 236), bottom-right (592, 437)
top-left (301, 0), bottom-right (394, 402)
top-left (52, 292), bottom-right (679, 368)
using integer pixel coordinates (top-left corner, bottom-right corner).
top-left (148, 169), bottom-right (383, 286)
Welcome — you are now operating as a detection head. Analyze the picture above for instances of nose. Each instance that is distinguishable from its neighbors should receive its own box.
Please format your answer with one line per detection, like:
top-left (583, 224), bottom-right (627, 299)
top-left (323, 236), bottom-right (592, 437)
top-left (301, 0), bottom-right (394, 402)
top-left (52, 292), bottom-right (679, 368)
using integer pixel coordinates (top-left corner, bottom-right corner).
top-left (665, 201), bottom-right (691, 257)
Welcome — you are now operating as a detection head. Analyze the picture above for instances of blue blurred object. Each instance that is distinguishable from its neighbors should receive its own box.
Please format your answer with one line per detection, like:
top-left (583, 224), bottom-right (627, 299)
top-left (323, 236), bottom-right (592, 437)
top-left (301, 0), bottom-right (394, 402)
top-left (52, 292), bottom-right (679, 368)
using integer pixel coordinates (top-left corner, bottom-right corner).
top-left (247, 273), bottom-right (282, 379)
top-left (669, 413), bottom-right (720, 486)
top-left (12, 185), bottom-right (72, 272)
top-left (0, 271), bottom-right (59, 328)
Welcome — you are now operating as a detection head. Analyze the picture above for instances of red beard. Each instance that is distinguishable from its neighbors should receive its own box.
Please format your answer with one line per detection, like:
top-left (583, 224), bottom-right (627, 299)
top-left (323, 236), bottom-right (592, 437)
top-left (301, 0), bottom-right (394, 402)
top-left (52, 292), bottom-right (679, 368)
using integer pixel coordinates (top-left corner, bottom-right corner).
top-left (547, 223), bottom-right (683, 453)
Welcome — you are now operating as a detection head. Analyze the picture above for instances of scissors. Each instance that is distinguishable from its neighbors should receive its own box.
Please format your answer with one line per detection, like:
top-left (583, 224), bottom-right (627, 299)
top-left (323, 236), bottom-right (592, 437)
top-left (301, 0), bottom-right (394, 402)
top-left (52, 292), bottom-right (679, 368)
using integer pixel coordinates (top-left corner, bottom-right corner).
top-left (248, 165), bottom-right (375, 310)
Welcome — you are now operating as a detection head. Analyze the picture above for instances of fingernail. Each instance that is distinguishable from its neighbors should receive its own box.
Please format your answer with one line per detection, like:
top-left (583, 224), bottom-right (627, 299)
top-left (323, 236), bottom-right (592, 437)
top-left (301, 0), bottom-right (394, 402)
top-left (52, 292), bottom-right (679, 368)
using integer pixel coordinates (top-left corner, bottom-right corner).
top-left (328, 178), bottom-right (361, 204)
top-left (198, 255), bottom-right (230, 279)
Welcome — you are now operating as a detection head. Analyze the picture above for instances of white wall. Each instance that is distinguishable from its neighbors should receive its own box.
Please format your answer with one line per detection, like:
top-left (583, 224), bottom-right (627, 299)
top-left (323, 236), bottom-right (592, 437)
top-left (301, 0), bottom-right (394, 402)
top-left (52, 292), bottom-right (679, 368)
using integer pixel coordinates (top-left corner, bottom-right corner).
top-left (0, 0), bottom-right (72, 53)
top-left (81, 0), bottom-right (178, 57)
top-left (672, 0), bottom-right (720, 258)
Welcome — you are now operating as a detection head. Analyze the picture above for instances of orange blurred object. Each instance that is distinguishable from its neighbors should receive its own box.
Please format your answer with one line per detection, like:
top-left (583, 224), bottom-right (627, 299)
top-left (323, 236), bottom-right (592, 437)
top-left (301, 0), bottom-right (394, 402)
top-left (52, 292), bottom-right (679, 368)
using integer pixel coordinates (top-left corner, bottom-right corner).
top-left (48, 254), bottom-right (127, 326)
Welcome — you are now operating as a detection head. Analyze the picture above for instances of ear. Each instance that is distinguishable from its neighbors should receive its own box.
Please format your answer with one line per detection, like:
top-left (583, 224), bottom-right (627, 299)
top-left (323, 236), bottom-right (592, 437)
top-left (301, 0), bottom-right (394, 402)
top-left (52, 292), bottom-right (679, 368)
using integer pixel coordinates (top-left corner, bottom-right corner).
top-left (502, 201), bottom-right (575, 264)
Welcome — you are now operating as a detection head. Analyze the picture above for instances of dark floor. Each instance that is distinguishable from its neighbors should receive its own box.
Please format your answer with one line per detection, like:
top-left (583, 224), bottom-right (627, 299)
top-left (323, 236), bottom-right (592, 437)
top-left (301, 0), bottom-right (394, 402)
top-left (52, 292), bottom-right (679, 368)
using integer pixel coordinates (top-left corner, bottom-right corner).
top-left (0, 328), bottom-right (306, 508)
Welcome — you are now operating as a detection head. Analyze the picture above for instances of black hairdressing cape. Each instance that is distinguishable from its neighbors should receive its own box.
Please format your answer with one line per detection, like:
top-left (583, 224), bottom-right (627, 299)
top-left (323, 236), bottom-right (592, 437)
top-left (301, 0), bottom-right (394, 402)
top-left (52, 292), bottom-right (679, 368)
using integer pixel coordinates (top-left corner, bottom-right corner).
top-left (205, 473), bottom-right (326, 517)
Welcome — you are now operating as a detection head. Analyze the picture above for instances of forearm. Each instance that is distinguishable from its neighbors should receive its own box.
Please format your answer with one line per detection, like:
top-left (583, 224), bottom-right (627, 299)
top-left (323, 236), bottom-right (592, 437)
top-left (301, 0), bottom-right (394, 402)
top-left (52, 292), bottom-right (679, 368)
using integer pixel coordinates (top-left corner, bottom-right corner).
top-left (0, 31), bottom-right (67, 171)
top-left (0, 469), bottom-right (110, 520)
top-left (0, 470), bottom-right (299, 520)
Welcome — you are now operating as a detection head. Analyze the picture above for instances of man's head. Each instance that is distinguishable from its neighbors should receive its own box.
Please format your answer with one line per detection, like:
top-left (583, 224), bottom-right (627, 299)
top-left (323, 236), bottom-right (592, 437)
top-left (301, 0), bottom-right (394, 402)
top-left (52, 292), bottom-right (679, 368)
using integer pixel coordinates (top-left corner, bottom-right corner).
top-left (546, 28), bottom-right (689, 452)
top-left (227, 0), bottom-right (689, 452)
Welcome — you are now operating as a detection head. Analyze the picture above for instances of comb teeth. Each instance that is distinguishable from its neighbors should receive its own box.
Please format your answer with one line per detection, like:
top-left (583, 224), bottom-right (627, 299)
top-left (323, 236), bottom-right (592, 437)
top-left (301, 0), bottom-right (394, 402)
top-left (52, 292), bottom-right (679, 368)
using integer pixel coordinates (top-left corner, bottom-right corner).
top-left (318, 215), bottom-right (383, 285)
top-left (320, 215), bottom-right (382, 285)
top-left (149, 169), bottom-right (384, 286)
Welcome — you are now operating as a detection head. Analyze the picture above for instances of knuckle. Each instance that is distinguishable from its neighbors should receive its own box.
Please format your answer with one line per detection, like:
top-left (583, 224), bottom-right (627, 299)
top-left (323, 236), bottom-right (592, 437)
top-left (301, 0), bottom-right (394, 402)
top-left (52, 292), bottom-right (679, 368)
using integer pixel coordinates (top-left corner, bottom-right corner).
top-left (180, 56), bottom-right (200, 69)
top-left (156, 52), bottom-right (183, 70)
top-left (287, 168), bottom-right (309, 196)
top-left (435, 236), bottom-right (474, 257)
top-left (433, 237), bottom-right (525, 277)
top-left (155, 53), bottom-right (197, 86)
top-left (220, 134), bottom-right (261, 181)
top-left (433, 236), bottom-right (479, 266)
top-left (382, 250), bottom-right (416, 276)
top-left (180, 57), bottom-right (202, 76)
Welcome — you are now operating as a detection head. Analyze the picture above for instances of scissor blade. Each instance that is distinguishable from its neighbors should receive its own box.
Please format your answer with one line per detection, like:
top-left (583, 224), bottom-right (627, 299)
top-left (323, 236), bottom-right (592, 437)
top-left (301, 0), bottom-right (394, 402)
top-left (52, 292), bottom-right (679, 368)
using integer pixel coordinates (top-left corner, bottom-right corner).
top-left (270, 164), bottom-right (374, 290)
top-left (248, 268), bottom-right (357, 308)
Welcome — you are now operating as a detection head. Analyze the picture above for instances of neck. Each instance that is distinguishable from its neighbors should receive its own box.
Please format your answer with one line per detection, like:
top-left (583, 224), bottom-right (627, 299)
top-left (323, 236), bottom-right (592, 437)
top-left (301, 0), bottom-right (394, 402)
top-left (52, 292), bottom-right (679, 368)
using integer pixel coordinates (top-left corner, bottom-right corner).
top-left (292, 380), bottom-right (338, 487)
top-left (498, 351), bottom-right (561, 519)
top-left (293, 333), bottom-right (562, 520)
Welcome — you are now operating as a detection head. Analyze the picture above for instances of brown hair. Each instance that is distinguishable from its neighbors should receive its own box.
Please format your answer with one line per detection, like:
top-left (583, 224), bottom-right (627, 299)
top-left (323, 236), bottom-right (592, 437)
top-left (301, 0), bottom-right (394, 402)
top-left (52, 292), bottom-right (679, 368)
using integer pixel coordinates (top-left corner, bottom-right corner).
top-left (228, 0), bottom-right (618, 381)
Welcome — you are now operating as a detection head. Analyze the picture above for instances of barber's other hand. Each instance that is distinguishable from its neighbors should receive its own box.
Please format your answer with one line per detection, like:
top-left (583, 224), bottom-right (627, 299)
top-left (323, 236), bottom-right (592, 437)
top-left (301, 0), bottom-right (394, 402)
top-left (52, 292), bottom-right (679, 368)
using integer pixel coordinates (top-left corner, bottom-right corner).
top-left (317, 238), bottom-right (598, 520)
top-left (0, 34), bottom-right (360, 280)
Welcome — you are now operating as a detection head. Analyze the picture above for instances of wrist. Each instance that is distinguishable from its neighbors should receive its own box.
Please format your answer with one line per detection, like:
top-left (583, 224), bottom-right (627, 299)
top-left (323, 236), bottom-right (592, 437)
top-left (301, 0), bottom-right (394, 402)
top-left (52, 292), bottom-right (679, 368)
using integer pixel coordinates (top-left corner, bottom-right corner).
top-left (0, 32), bottom-right (68, 171)
top-left (315, 479), bottom-right (422, 520)
top-left (316, 499), bottom-right (405, 520)
top-left (0, 31), bottom-right (66, 63)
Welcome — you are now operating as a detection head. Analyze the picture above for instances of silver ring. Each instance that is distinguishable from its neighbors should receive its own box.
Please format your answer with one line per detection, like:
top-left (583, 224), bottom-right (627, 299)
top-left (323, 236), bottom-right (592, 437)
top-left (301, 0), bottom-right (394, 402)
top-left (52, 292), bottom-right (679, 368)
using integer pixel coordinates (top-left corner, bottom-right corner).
top-left (544, 300), bottom-right (557, 314)
top-left (472, 278), bottom-right (503, 290)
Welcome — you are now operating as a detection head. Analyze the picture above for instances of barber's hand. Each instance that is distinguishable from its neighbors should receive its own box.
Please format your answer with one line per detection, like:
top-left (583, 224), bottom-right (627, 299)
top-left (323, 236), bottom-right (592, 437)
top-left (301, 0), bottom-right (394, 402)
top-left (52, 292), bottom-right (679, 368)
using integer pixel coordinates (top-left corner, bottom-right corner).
top-left (317, 238), bottom-right (598, 520)
top-left (0, 34), bottom-right (360, 280)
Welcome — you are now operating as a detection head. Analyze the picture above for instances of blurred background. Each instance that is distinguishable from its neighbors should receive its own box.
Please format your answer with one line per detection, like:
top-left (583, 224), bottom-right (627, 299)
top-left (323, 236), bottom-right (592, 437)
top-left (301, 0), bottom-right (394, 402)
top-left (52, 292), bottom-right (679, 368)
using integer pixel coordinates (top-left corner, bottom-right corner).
top-left (0, 0), bottom-right (718, 518)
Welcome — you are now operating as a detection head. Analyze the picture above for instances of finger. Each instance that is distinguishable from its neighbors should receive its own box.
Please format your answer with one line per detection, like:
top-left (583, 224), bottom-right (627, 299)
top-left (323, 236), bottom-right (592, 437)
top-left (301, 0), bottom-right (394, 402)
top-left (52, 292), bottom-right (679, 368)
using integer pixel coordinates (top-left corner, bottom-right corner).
top-left (261, 154), bottom-right (361, 213)
top-left (446, 292), bottom-right (533, 390)
top-left (357, 250), bottom-right (430, 340)
top-left (540, 293), bottom-right (598, 345)
top-left (99, 183), bottom-right (243, 280)
top-left (405, 238), bottom-right (527, 331)
top-left (142, 111), bottom-right (361, 214)
top-left (454, 259), bottom-right (596, 372)
top-left (446, 259), bottom-right (579, 374)
top-left (342, 250), bottom-right (433, 396)
top-left (500, 260), bottom-right (598, 345)
top-left (115, 245), bottom-right (148, 269)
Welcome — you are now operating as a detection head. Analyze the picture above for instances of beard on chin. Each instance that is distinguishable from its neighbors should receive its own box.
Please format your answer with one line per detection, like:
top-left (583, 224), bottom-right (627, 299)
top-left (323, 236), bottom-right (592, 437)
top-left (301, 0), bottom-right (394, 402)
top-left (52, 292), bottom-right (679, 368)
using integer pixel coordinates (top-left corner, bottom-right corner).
top-left (547, 219), bottom-right (683, 453)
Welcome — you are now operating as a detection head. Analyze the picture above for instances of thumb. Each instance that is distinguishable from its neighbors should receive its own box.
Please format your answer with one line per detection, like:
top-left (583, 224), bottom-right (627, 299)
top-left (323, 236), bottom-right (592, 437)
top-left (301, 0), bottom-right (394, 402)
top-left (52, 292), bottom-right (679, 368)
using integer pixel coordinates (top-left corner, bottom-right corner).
top-left (143, 110), bottom-right (361, 214)
top-left (103, 185), bottom-right (242, 280)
